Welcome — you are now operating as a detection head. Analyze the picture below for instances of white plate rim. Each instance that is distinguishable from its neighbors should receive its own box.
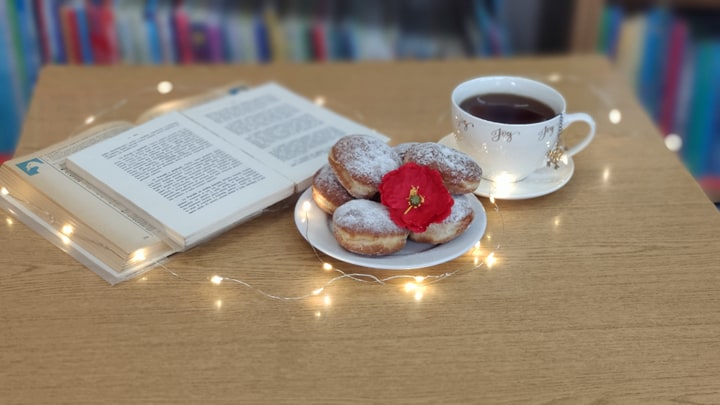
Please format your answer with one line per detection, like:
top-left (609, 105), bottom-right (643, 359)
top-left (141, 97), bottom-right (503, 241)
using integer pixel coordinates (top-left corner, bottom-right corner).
top-left (294, 188), bottom-right (487, 270)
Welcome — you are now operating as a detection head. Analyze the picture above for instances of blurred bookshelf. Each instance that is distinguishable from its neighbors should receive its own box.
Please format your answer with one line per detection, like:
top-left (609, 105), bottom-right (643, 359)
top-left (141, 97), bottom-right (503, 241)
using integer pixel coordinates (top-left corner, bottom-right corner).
top-left (0, 0), bottom-right (577, 160)
top-left (1, 0), bottom-right (719, 201)
top-left (595, 0), bottom-right (720, 202)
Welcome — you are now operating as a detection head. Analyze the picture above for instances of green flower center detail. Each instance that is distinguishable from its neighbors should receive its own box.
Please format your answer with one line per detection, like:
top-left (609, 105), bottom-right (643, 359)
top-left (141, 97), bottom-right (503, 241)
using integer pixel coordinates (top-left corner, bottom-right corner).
top-left (404, 185), bottom-right (425, 215)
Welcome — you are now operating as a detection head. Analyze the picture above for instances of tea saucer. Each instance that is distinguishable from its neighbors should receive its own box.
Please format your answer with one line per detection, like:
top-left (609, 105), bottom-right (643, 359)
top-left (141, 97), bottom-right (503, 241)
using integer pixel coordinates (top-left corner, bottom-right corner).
top-left (438, 134), bottom-right (575, 200)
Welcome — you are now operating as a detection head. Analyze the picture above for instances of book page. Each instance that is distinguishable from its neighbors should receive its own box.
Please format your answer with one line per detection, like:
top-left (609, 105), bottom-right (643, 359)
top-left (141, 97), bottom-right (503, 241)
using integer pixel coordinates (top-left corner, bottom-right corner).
top-left (182, 82), bottom-right (388, 190)
top-left (66, 111), bottom-right (295, 249)
top-left (0, 121), bottom-right (176, 280)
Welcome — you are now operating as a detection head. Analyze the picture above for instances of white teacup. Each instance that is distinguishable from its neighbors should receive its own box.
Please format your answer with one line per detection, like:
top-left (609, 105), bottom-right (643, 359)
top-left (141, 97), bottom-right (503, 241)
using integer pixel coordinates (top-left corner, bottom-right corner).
top-left (451, 76), bottom-right (596, 183)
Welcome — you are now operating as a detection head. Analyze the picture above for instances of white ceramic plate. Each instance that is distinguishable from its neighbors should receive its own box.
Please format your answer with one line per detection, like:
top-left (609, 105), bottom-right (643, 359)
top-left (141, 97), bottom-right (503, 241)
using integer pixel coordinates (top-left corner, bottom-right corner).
top-left (438, 134), bottom-right (575, 200)
top-left (294, 188), bottom-right (487, 269)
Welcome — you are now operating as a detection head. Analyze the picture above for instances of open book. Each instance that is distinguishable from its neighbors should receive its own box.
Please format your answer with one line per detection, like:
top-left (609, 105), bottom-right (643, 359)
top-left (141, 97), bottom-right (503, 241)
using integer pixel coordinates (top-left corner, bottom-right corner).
top-left (0, 82), bottom-right (389, 284)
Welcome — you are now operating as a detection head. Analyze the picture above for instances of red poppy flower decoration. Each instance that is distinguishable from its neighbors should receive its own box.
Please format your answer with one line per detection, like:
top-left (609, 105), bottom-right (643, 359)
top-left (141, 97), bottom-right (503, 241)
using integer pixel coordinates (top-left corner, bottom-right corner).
top-left (379, 162), bottom-right (454, 233)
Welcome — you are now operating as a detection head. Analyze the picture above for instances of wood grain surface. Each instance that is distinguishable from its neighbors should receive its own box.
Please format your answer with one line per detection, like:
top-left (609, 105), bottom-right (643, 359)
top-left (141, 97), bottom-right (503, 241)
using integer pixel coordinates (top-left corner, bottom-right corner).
top-left (1, 55), bottom-right (719, 404)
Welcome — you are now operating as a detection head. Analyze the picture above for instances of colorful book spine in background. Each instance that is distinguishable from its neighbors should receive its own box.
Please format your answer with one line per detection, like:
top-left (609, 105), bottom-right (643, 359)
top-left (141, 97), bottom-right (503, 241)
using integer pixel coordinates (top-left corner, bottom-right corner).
top-left (695, 41), bottom-right (720, 201)
top-left (636, 7), bottom-right (670, 122)
top-left (153, 0), bottom-right (176, 64)
top-left (614, 13), bottom-right (646, 91)
top-left (87, 0), bottom-right (119, 64)
top-left (11, 0), bottom-right (41, 104)
top-left (41, 0), bottom-right (67, 64)
top-left (205, 2), bottom-right (224, 64)
top-left (172, 2), bottom-right (194, 64)
top-left (59, 2), bottom-right (81, 63)
top-left (143, 0), bottom-right (163, 64)
top-left (0, 1), bottom-right (23, 158)
top-left (32, 0), bottom-right (52, 63)
top-left (254, 8), bottom-right (270, 62)
top-left (396, 0), bottom-right (436, 59)
top-left (672, 30), bottom-right (696, 146)
top-left (73, 2), bottom-right (94, 64)
top-left (700, 41), bottom-right (720, 177)
top-left (683, 40), bottom-right (717, 177)
top-left (188, 20), bottom-right (211, 62)
top-left (7, 0), bottom-right (28, 104)
top-left (309, 0), bottom-right (328, 61)
top-left (187, 2), bottom-right (224, 64)
top-left (471, 0), bottom-right (509, 56)
top-left (349, 0), bottom-right (394, 61)
top-left (597, 4), bottom-right (623, 59)
top-left (264, 2), bottom-right (288, 62)
top-left (280, 0), bottom-right (312, 62)
top-left (219, 2), bottom-right (244, 62)
top-left (658, 16), bottom-right (689, 136)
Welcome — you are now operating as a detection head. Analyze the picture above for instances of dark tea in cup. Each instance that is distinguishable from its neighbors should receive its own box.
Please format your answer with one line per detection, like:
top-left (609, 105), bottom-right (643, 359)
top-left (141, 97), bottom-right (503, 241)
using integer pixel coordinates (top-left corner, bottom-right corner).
top-left (459, 93), bottom-right (556, 124)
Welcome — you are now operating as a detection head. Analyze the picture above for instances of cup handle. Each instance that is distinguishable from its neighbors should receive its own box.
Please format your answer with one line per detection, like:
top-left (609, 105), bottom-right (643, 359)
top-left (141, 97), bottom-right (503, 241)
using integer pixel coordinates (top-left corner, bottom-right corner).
top-left (563, 112), bottom-right (596, 156)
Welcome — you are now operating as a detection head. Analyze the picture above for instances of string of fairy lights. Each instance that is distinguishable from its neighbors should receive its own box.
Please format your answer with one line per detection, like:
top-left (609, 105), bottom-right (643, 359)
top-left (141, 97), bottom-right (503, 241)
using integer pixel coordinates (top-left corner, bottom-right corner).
top-left (2, 73), bottom-right (634, 302)
top-left (193, 197), bottom-right (503, 301)
top-left (1, 171), bottom-right (503, 303)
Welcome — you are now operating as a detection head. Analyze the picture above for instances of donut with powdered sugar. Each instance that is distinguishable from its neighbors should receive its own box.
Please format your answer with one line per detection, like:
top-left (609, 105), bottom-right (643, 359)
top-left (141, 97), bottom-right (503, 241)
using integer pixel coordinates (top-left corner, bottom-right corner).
top-left (328, 135), bottom-right (401, 199)
top-left (402, 142), bottom-right (482, 194)
top-left (332, 199), bottom-right (409, 256)
top-left (392, 142), bottom-right (419, 160)
top-left (311, 164), bottom-right (355, 215)
top-left (409, 194), bottom-right (475, 244)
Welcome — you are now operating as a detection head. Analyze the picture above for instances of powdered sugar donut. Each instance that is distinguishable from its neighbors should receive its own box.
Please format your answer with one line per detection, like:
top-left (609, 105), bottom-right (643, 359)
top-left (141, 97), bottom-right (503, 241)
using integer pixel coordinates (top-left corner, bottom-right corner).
top-left (409, 194), bottom-right (475, 244)
top-left (403, 142), bottom-right (482, 194)
top-left (392, 142), bottom-right (419, 160)
top-left (311, 164), bottom-right (354, 214)
top-left (332, 199), bottom-right (409, 256)
top-left (329, 135), bottom-right (401, 199)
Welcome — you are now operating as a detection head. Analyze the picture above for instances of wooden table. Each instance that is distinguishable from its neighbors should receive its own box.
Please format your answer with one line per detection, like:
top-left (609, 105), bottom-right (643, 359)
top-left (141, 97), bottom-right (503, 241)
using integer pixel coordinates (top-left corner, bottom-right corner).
top-left (2, 55), bottom-right (719, 403)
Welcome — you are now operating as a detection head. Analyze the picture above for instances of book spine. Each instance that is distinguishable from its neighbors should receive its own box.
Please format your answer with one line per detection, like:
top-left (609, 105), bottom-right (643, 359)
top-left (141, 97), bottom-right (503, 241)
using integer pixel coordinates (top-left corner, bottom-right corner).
top-left (155, 0), bottom-right (176, 63)
top-left (254, 8), bottom-right (270, 62)
top-left (32, 0), bottom-right (52, 63)
top-left (264, 2), bottom-right (287, 62)
top-left (206, 19), bottom-right (223, 63)
top-left (171, 2), bottom-right (194, 64)
top-left (636, 7), bottom-right (669, 121)
top-left (144, 0), bottom-right (163, 64)
top-left (59, 3), bottom-right (81, 64)
top-left (0, 1), bottom-right (23, 156)
top-left (696, 41), bottom-right (720, 201)
top-left (605, 5), bottom-right (624, 60)
top-left (86, 1), bottom-right (110, 64)
top-left (13, 0), bottom-right (42, 103)
top-left (7, 0), bottom-right (28, 98)
top-left (658, 17), bottom-right (689, 136)
top-left (47, 0), bottom-right (67, 63)
top-left (672, 33), bottom-right (696, 144)
top-left (74, 2), bottom-right (94, 64)
top-left (683, 40), bottom-right (715, 177)
top-left (701, 42), bottom-right (720, 177)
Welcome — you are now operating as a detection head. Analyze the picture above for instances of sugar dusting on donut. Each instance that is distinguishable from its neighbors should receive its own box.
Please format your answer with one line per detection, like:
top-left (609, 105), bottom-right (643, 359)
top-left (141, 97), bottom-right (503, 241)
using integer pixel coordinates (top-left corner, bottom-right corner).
top-left (333, 200), bottom-right (405, 236)
top-left (409, 194), bottom-right (475, 244)
top-left (403, 142), bottom-right (482, 194)
top-left (329, 135), bottom-right (401, 198)
top-left (332, 199), bottom-right (408, 255)
top-left (311, 164), bottom-right (354, 214)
